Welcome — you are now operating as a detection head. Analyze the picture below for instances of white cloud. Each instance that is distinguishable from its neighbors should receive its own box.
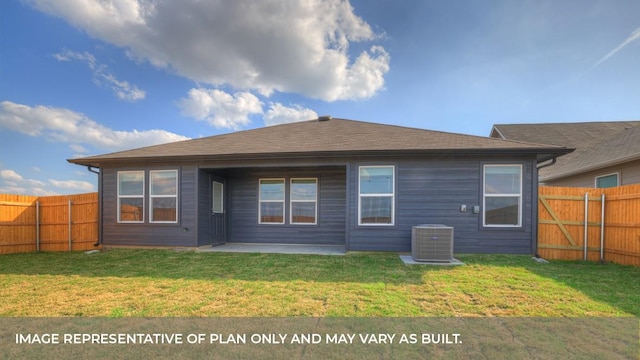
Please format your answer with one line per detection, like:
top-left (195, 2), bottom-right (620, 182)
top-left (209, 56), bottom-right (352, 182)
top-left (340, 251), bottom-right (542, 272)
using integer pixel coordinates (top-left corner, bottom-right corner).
top-left (0, 169), bottom-right (59, 196)
top-left (54, 49), bottom-right (146, 101)
top-left (0, 170), bottom-right (45, 188)
top-left (1, 169), bottom-right (24, 182)
top-left (0, 169), bottom-right (95, 195)
top-left (330, 45), bottom-right (390, 101)
top-left (49, 179), bottom-right (95, 192)
top-left (70, 144), bottom-right (89, 154)
top-left (179, 88), bottom-right (263, 129)
top-left (264, 103), bottom-right (318, 126)
top-left (586, 26), bottom-right (640, 73)
top-left (0, 185), bottom-right (28, 195)
top-left (0, 101), bottom-right (189, 152)
top-left (30, 0), bottom-right (389, 101)
top-left (0, 185), bottom-right (59, 196)
top-left (179, 89), bottom-right (320, 129)
top-left (31, 188), bottom-right (61, 196)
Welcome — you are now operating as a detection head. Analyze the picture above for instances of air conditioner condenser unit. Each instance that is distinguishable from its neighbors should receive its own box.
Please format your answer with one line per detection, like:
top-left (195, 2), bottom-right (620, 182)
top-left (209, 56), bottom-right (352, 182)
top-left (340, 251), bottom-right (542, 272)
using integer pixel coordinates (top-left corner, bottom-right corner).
top-left (411, 224), bottom-right (454, 262)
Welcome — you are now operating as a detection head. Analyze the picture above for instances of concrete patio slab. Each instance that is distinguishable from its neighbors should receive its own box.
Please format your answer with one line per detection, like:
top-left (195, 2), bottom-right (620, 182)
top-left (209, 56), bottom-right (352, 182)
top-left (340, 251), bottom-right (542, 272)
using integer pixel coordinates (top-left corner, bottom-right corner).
top-left (399, 255), bottom-right (465, 266)
top-left (197, 243), bottom-right (346, 255)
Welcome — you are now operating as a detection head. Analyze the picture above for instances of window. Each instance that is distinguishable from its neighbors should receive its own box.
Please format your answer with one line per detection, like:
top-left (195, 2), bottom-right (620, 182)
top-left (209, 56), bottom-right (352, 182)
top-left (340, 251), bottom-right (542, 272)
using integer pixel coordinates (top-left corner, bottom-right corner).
top-left (212, 181), bottom-right (224, 213)
top-left (259, 179), bottom-right (285, 224)
top-left (118, 171), bottom-right (144, 223)
top-left (290, 178), bottom-right (317, 224)
top-left (358, 166), bottom-right (394, 225)
top-left (483, 165), bottom-right (522, 227)
top-left (595, 173), bottom-right (619, 188)
top-left (150, 170), bottom-right (178, 223)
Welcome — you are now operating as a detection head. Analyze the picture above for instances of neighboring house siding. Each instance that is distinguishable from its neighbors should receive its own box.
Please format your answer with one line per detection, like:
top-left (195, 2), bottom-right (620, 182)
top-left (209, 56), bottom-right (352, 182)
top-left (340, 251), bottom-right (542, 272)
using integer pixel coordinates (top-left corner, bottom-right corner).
top-left (544, 159), bottom-right (640, 187)
top-left (227, 166), bottom-right (347, 245)
top-left (347, 156), bottom-right (537, 254)
top-left (102, 165), bottom-right (198, 247)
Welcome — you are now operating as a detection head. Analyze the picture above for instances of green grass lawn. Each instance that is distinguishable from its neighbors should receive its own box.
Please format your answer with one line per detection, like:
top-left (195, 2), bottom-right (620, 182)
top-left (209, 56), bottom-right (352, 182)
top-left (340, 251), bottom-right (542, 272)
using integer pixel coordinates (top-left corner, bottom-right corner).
top-left (0, 249), bottom-right (638, 317)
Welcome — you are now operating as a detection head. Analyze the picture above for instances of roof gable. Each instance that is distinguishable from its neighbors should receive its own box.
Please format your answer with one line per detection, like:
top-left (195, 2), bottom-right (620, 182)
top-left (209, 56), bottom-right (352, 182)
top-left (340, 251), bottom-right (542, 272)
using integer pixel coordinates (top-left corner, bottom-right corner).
top-left (69, 118), bottom-right (571, 167)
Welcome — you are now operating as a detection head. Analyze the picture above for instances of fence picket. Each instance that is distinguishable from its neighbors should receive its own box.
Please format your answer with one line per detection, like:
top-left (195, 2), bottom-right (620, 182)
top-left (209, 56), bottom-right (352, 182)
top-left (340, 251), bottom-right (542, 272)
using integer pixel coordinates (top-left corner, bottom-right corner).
top-left (0, 193), bottom-right (99, 254)
top-left (538, 184), bottom-right (640, 266)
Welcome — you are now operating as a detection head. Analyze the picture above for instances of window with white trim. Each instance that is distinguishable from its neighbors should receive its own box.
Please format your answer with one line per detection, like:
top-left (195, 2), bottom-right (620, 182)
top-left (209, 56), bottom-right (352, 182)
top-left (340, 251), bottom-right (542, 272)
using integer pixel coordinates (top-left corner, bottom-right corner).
top-left (358, 166), bottom-right (395, 225)
top-left (483, 164), bottom-right (522, 227)
top-left (290, 178), bottom-right (317, 225)
top-left (259, 179), bottom-right (285, 224)
top-left (117, 171), bottom-right (144, 223)
top-left (595, 173), bottom-right (619, 188)
top-left (150, 170), bottom-right (178, 223)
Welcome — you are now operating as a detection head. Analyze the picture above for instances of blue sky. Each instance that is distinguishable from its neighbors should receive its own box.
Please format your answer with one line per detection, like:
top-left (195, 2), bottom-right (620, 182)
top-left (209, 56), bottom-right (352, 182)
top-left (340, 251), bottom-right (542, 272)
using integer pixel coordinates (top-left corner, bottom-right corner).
top-left (1, 0), bottom-right (639, 195)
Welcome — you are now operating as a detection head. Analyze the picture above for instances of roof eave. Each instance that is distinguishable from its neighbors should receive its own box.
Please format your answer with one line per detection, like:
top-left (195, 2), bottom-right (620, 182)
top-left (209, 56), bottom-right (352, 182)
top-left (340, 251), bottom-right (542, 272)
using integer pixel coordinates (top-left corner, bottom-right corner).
top-left (535, 147), bottom-right (575, 163)
top-left (541, 152), bottom-right (640, 182)
top-left (67, 147), bottom-right (573, 168)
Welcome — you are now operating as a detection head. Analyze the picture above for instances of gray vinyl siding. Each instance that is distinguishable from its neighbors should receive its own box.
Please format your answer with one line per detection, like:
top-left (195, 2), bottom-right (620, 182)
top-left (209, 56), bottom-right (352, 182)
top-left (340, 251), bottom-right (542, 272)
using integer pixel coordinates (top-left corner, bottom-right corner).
top-left (196, 169), bottom-right (212, 246)
top-left (101, 164), bottom-right (198, 247)
top-left (227, 167), bottom-right (346, 245)
top-left (347, 156), bottom-right (537, 254)
top-left (98, 154), bottom-right (538, 254)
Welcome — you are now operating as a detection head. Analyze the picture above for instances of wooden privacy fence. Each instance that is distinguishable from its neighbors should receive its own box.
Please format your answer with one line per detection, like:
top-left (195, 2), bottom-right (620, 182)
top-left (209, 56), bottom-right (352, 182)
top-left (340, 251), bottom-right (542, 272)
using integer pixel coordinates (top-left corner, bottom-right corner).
top-left (0, 192), bottom-right (99, 254)
top-left (538, 184), bottom-right (640, 266)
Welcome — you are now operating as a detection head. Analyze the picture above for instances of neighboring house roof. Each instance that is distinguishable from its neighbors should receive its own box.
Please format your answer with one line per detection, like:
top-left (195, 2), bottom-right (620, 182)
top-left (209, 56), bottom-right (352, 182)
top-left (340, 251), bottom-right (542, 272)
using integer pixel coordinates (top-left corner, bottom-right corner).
top-left (490, 121), bottom-right (640, 181)
top-left (69, 117), bottom-right (572, 167)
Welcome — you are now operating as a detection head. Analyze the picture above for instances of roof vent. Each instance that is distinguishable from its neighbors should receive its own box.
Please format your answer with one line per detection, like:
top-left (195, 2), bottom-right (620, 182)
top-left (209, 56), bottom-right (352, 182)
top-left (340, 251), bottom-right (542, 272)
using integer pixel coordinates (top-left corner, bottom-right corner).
top-left (317, 115), bottom-right (332, 122)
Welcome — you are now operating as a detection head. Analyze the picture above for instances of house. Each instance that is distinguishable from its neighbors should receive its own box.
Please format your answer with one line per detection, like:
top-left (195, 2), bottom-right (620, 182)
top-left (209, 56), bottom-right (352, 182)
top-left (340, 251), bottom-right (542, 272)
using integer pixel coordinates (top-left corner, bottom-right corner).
top-left (68, 117), bottom-right (571, 254)
top-left (490, 121), bottom-right (640, 188)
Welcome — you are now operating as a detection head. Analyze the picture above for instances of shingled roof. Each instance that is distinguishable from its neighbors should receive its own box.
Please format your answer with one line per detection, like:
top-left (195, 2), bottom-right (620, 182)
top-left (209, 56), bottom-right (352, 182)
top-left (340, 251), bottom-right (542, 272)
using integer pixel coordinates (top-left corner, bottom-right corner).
top-left (69, 118), bottom-right (571, 167)
top-left (491, 121), bottom-right (640, 181)
top-left (549, 124), bottom-right (640, 178)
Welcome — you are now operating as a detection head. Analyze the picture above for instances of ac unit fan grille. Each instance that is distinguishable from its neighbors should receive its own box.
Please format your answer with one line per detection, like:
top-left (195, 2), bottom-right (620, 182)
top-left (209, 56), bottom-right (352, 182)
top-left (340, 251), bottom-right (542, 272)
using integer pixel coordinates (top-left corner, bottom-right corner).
top-left (412, 225), bottom-right (454, 262)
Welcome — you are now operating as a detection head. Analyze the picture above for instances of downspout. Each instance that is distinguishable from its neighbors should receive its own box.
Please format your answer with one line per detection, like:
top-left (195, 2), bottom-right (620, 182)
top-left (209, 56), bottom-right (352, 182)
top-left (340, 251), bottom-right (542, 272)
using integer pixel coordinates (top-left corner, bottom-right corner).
top-left (534, 157), bottom-right (556, 258)
top-left (87, 166), bottom-right (102, 247)
top-left (532, 161), bottom-right (540, 258)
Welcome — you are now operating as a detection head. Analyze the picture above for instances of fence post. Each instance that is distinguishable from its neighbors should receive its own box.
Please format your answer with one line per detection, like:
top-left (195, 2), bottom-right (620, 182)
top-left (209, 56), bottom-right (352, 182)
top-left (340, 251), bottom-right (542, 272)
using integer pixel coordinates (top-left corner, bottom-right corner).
top-left (600, 194), bottom-right (605, 263)
top-left (68, 200), bottom-right (72, 252)
top-left (36, 201), bottom-right (40, 252)
top-left (583, 193), bottom-right (588, 261)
